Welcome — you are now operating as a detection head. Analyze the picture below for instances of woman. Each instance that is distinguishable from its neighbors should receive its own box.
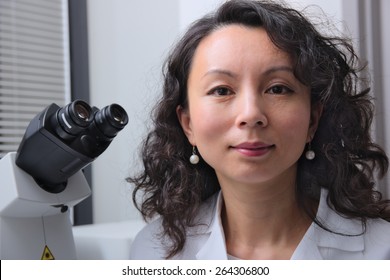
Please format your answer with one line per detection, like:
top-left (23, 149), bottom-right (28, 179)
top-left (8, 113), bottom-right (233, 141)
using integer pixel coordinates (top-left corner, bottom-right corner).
top-left (128, 0), bottom-right (390, 259)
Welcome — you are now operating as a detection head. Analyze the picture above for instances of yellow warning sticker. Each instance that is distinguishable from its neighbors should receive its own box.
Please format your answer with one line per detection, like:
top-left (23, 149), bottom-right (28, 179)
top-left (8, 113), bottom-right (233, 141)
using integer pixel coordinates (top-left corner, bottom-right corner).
top-left (41, 245), bottom-right (55, 260)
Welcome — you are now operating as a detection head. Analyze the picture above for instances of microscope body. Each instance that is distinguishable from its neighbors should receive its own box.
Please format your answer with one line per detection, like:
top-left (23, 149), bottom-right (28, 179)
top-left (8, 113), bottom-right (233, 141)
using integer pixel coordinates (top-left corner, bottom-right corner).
top-left (0, 100), bottom-right (128, 259)
top-left (0, 152), bottom-right (91, 259)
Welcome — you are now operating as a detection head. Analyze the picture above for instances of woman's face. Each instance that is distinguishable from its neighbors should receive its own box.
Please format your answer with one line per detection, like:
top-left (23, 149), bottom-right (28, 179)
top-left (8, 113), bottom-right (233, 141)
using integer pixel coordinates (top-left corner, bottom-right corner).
top-left (177, 25), bottom-right (321, 187)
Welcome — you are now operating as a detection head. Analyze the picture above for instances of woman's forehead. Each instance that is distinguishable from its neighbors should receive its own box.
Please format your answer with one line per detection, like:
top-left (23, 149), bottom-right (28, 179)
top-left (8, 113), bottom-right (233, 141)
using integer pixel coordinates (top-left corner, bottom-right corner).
top-left (190, 24), bottom-right (292, 75)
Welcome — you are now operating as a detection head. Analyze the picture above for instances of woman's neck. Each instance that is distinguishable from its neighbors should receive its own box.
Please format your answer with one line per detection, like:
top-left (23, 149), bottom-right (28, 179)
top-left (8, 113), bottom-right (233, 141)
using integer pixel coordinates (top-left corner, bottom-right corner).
top-left (219, 176), bottom-right (314, 260)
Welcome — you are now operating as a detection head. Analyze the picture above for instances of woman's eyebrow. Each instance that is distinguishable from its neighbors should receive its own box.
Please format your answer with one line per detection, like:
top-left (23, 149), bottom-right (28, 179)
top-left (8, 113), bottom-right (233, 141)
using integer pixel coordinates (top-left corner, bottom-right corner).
top-left (262, 66), bottom-right (294, 76)
top-left (202, 69), bottom-right (238, 79)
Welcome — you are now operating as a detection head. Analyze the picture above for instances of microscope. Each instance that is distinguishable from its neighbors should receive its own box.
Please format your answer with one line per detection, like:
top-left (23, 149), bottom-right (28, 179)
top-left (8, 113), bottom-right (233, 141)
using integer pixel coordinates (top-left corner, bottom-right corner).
top-left (0, 100), bottom-right (128, 259)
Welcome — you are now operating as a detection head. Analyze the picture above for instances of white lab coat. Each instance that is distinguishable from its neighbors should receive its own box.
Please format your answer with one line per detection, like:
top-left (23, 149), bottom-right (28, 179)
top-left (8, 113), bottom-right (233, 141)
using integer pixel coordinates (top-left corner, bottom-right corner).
top-left (130, 189), bottom-right (390, 259)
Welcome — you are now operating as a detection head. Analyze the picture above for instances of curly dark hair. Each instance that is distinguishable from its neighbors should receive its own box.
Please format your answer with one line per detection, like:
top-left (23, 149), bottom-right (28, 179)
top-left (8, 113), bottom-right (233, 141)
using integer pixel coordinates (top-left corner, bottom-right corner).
top-left (128, 0), bottom-right (390, 258)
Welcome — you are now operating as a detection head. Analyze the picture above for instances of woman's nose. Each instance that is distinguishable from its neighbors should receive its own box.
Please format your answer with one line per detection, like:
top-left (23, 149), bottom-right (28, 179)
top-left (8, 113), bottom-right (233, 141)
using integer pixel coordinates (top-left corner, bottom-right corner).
top-left (235, 91), bottom-right (268, 128)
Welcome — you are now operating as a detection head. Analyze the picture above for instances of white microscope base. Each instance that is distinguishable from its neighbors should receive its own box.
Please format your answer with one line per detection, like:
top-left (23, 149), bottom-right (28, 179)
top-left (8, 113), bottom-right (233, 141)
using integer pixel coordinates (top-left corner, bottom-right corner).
top-left (0, 213), bottom-right (76, 259)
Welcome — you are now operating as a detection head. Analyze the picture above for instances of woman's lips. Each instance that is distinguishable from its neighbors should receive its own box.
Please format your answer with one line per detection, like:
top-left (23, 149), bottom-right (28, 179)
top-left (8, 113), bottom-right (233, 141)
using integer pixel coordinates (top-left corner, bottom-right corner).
top-left (231, 142), bottom-right (275, 157)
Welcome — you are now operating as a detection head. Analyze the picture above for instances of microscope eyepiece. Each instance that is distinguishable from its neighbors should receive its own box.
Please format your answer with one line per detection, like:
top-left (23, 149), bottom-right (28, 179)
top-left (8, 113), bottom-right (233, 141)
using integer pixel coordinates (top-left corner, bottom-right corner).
top-left (94, 104), bottom-right (129, 138)
top-left (73, 101), bottom-right (92, 123)
top-left (110, 104), bottom-right (128, 125)
top-left (56, 100), bottom-right (93, 138)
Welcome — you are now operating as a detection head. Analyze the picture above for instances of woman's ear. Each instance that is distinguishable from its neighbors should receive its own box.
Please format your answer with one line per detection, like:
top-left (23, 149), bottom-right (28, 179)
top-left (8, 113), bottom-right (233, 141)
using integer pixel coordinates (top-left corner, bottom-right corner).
top-left (176, 105), bottom-right (195, 145)
top-left (307, 102), bottom-right (323, 142)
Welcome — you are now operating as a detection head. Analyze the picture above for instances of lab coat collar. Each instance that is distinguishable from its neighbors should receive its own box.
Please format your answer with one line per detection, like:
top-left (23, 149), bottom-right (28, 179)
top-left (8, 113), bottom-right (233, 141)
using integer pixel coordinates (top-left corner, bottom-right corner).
top-left (292, 189), bottom-right (364, 259)
top-left (195, 189), bottom-right (365, 260)
top-left (196, 192), bottom-right (228, 260)
top-left (312, 189), bottom-right (364, 252)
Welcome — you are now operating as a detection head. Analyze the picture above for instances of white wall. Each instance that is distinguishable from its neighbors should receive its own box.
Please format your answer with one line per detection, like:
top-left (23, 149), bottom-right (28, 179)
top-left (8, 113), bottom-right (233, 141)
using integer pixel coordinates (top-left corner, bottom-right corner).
top-left (87, 0), bottom-right (180, 223)
top-left (87, 0), bottom-right (345, 224)
top-left (178, 0), bottom-right (225, 31)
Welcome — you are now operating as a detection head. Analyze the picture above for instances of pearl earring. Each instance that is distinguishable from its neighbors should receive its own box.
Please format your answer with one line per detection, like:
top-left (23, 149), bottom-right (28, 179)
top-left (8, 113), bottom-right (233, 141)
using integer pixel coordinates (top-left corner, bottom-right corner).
top-left (189, 146), bottom-right (200, 164)
top-left (305, 142), bottom-right (315, 160)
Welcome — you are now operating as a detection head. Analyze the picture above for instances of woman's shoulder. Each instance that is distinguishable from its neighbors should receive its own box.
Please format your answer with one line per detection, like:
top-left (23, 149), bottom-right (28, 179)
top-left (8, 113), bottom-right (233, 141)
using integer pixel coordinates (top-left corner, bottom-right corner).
top-left (365, 217), bottom-right (390, 243)
top-left (359, 218), bottom-right (390, 259)
top-left (311, 189), bottom-right (390, 259)
top-left (129, 193), bottom-right (220, 260)
top-left (129, 217), bottom-right (166, 259)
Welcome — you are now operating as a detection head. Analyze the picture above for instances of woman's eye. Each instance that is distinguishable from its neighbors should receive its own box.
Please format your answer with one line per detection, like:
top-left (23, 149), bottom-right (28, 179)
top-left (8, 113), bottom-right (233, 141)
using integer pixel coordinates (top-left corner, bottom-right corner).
top-left (209, 87), bottom-right (233, 96)
top-left (266, 85), bottom-right (293, 94)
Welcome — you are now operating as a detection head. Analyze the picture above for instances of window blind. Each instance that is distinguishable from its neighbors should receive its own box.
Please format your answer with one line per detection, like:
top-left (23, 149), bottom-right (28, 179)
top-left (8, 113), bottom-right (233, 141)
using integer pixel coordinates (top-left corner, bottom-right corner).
top-left (0, 0), bottom-right (70, 157)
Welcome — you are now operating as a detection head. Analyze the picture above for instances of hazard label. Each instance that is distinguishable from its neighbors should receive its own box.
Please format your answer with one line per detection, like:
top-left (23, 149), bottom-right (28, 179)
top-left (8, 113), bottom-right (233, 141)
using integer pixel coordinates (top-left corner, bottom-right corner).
top-left (41, 245), bottom-right (55, 260)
